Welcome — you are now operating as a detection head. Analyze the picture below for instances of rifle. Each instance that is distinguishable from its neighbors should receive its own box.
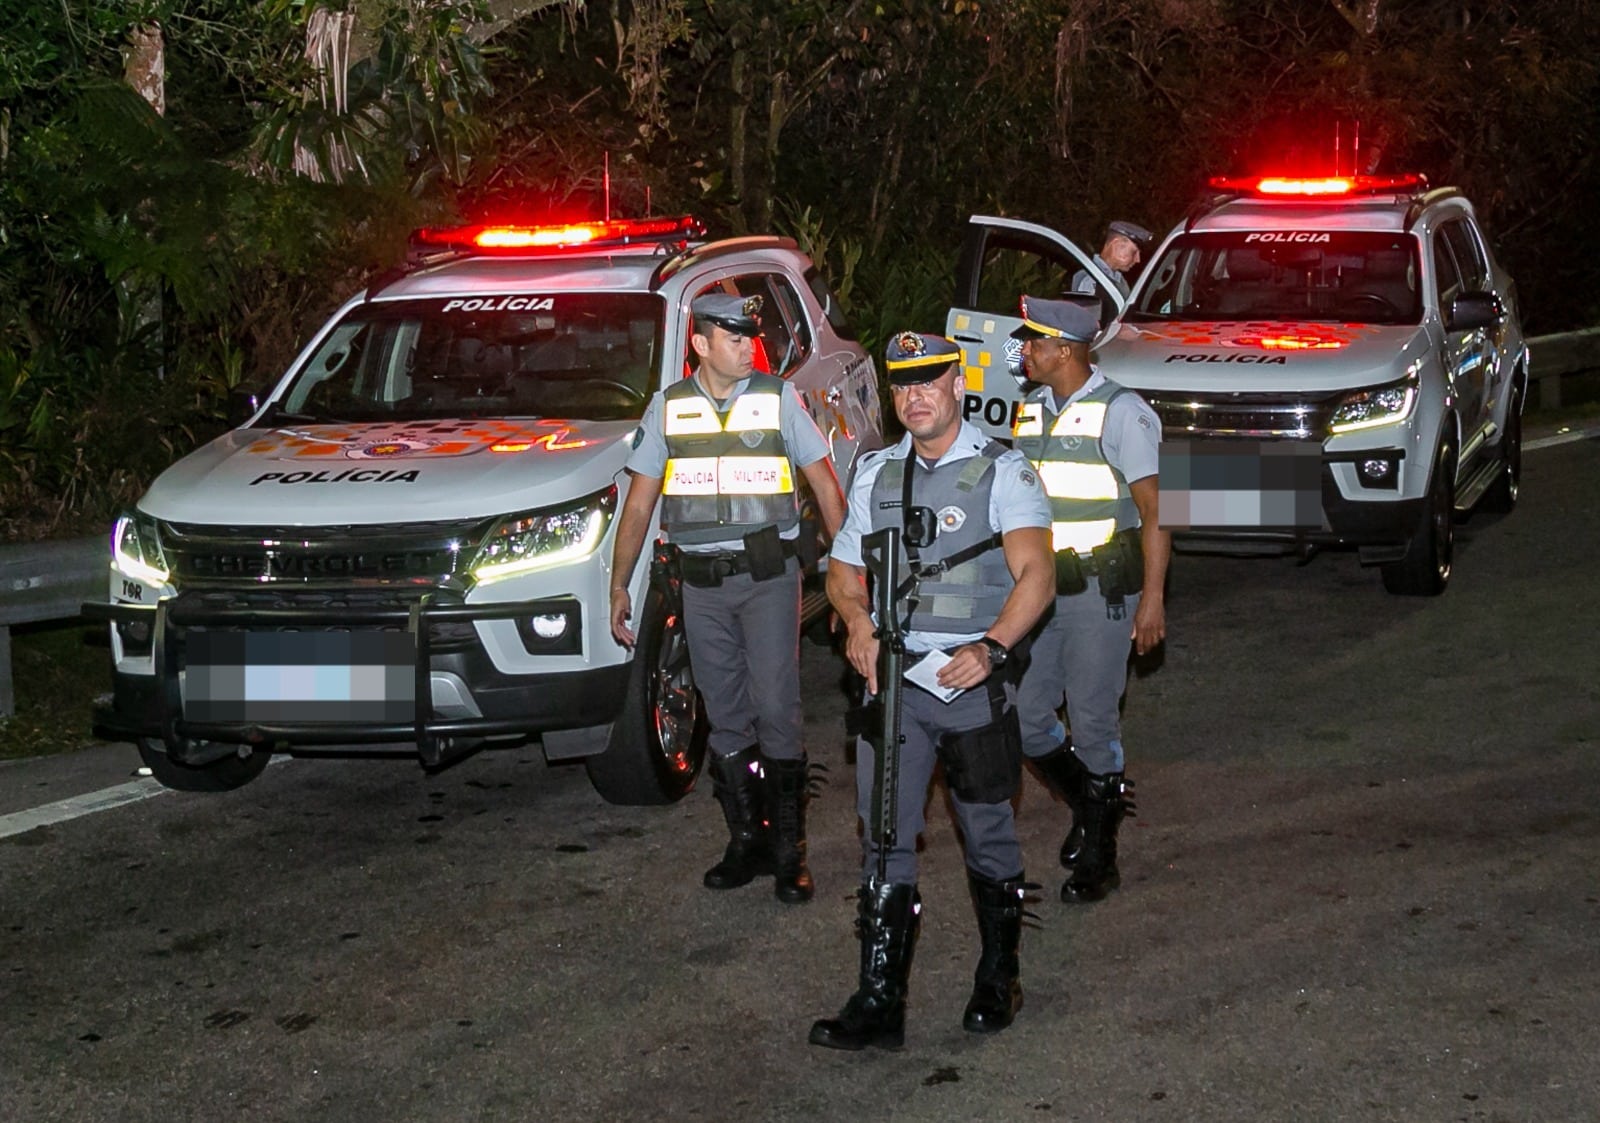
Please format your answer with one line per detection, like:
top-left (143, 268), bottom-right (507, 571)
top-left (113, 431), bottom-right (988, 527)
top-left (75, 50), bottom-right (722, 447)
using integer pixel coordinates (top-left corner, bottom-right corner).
top-left (860, 526), bottom-right (906, 883)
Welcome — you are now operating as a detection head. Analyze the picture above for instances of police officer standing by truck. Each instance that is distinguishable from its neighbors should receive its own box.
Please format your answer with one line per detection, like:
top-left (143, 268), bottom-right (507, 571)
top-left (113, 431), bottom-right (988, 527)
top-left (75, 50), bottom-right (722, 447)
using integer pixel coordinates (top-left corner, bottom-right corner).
top-left (809, 332), bottom-right (1054, 1051)
top-left (609, 293), bottom-right (846, 904)
top-left (1010, 294), bottom-right (1170, 904)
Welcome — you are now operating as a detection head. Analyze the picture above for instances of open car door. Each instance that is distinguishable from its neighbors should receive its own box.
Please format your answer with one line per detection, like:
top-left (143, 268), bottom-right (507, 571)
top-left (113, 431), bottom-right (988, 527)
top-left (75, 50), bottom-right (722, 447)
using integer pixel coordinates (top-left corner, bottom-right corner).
top-left (946, 216), bottom-right (1129, 440)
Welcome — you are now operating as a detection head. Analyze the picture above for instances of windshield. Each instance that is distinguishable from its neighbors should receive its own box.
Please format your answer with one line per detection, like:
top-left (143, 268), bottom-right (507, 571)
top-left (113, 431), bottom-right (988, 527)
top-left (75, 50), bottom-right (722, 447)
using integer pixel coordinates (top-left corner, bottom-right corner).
top-left (1129, 231), bottom-right (1422, 325)
top-left (276, 293), bottom-right (665, 423)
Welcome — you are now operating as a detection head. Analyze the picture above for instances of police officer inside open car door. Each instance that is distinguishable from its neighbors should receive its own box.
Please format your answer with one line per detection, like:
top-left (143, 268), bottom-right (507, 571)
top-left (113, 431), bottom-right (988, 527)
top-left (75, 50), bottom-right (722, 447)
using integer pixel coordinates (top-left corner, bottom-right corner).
top-left (810, 332), bottom-right (1053, 1050)
top-left (610, 293), bottom-right (846, 904)
top-left (1011, 295), bottom-right (1170, 904)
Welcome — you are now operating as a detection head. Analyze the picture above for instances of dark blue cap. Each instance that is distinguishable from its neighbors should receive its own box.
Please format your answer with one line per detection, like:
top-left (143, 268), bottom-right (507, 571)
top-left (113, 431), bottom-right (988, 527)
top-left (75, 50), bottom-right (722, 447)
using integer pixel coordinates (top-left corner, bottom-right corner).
top-left (1009, 294), bottom-right (1100, 343)
top-left (692, 293), bottom-right (763, 337)
top-left (1108, 220), bottom-right (1153, 246)
top-left (884, 331), bottom-right (962, 385)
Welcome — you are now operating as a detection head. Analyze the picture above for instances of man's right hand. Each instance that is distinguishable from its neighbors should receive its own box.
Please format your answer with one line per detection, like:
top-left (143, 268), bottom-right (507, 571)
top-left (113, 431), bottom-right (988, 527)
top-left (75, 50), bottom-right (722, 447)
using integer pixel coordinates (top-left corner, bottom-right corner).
top-left (610, 587), bottom-right (636, 648)
top-left (844, 619), bottom-right (880, 695)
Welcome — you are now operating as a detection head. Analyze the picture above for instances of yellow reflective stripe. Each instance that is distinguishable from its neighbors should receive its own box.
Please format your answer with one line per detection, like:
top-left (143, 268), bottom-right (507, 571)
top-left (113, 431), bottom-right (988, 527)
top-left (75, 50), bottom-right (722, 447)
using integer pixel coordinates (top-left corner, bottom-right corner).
top-left (719, 455), bottom-right (793, 494)
top-left (724, 391), bottom-right (782, 432)
top-left (663, 456), bottom-right (721, 494)
top-left (664, 398), bottom-right (722, 436)
top-left (1052, 519), bottom-right (1117, 554)
top-left (1037, 460), bottom-right (1119, 501)
top-left (1014, 402), bottom-right (1044, 437)
top-left (1050, 401), bottom-right (1107, 437)
top-left (662, 456), bottom-right (794, 495)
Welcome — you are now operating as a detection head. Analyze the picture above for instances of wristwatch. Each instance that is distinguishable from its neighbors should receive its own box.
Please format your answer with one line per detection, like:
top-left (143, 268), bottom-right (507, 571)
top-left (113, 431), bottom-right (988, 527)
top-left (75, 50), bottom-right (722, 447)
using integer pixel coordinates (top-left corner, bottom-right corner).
top-left (978, 636), bottom-right (1009, 669)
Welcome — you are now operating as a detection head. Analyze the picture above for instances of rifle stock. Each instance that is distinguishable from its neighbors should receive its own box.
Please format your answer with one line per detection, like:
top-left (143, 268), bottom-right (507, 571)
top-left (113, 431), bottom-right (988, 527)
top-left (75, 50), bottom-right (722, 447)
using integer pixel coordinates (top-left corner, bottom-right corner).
top-left (861, 527), bottom-right (905, 883)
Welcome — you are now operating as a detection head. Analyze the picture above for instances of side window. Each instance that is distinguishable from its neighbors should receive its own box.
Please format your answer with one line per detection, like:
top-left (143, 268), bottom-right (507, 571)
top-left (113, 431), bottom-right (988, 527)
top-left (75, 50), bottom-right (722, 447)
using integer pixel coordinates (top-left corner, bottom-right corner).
top-left (1432, 231), bottom-right (1464, 307)
top-left (804, 266), bottom-right (856, 340)
top-left (972, 237), bottom-right (1076, 318)
top-left (692, 274), bottom-right (809, 378)
top-left (1441, 220), bottom-right (1489, 291)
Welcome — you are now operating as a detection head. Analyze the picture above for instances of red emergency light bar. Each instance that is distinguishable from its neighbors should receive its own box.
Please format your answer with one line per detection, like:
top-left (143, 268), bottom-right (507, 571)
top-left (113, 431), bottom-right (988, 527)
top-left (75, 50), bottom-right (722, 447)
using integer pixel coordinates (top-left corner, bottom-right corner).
top-left (1209, 174), bottom-right (1426, 197)
top-left (413, 215), bottom-right (705, 253)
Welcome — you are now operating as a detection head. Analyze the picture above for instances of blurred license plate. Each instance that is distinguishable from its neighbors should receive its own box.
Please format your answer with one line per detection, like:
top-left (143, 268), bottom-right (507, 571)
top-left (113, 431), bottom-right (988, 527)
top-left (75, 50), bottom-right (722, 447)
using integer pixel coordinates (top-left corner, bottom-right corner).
top-left (184, 631), bottom-right (416, 724)
top-left (1158, 439), bottom-right (1324, 530)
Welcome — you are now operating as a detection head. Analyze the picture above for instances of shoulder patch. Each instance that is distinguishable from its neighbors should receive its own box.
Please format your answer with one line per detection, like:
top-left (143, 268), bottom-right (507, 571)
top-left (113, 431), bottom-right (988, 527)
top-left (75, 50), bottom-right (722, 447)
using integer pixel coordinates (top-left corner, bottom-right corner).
top-left (1136, 413), bottom-right (1153, 430)
top-left (630, 427), bottom-right (645, 449)
top-left (1019, 468), bottom-right (1038, 489)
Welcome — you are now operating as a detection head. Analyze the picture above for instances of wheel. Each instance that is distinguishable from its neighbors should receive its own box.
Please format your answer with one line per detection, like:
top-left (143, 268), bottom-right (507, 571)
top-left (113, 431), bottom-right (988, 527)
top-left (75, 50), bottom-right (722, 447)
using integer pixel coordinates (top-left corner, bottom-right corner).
top-left (1479, 385), bottom-right (1522, 513)
top-left (136, 737), bottom-right (271, 792)
top-left (584, 582), bottom-right (707, 805)
top-left (1381, 440), bottom-right (1455, 596)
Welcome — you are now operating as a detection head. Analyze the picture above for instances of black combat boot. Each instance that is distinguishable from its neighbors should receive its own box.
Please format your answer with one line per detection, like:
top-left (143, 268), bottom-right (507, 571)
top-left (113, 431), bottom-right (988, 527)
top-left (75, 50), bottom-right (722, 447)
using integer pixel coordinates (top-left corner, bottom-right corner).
top-left (808, 881), bottom-right (921, 1051)
top-left (702, 746), bottom-right (774, 890)
top-left (1032, 745), bottom-right (1089, 870)
top-left (1061, 769), bottom-right (1133, 904)
top-left (962, 871), bottom-right (1026, 1033)
top-left (766, 756), bottom-right (814, 903)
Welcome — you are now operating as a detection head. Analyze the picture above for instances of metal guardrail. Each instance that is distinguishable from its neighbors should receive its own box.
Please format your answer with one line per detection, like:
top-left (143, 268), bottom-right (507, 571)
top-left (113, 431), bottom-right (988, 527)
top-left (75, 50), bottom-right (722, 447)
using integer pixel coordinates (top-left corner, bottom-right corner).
top-left (1, 327), bottom-right (1596, 718)
top-left (0, 535), bottom-right (107, 717)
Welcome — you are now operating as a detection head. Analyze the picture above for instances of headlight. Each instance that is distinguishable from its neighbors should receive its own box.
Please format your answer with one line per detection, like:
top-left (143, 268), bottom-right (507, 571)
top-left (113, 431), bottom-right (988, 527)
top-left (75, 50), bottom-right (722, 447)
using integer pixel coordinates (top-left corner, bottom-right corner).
top-left (112, 511), bottom-right (171, 585)
top-left (1329, 376), bottom-right (1417, 434)
top-left (470, 485), bottom-right (618, 584)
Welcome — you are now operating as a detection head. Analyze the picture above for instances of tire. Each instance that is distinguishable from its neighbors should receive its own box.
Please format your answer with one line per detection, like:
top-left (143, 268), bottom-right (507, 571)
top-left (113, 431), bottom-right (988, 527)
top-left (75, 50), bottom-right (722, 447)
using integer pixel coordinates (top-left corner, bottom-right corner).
top-left (136, 737), bottom-right (271, 793)
top-left (1479, 385), bottom-right (1522, 514)
top-left (584, 582), bottom-right (707, 805)
top-left (1381, 439), bottom-right (1455, 596)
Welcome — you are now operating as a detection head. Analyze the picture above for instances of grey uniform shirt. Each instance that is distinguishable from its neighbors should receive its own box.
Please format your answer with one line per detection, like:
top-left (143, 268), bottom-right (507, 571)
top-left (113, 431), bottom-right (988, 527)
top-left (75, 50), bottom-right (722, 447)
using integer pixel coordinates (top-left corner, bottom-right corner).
top-left (1071, 254), bottom-right (1129, 300)
top-left (626, 373), bottom-right (833, 553)
top-left (832, 420), bottom-right (1052, 653)
top-left (1029, 366), bottom-right (1162, 489)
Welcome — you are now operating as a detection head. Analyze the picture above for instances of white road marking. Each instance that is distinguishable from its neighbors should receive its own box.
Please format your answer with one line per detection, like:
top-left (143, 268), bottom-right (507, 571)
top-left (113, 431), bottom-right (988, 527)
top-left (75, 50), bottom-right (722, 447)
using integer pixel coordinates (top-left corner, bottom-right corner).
top-left (1525, 427), bottom-right (1599, 451)
top-left (5, 427), bottom-right (1594, 838)
top-left (0, 776), bottom-right (170, 840)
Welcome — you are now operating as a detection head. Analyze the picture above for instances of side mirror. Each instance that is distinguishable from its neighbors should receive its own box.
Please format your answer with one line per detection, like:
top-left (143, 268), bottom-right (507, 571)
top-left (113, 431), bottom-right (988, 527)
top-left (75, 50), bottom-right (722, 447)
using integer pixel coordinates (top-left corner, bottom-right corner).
top-left (226, 387), bottom-right (264, 427)
top-left (1446, 291), bottom-right (1500, 332)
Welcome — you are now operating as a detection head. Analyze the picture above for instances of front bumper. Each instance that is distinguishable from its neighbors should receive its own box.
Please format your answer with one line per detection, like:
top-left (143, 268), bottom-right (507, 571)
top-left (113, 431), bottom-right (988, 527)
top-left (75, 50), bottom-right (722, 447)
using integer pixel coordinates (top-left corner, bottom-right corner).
top-left (84, 595), bottom-right (629, 765)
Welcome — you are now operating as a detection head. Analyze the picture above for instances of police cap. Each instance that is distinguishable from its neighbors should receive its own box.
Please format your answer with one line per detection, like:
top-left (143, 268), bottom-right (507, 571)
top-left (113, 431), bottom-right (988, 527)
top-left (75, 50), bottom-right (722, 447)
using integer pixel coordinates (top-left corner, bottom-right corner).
top-left (692, 293), bottom-right (763, 338)
top-left (1107, 219), bottom-right (1153, 246)
top-left (884, 331), bottom-right (962, 385)
top-left (1009, 294), bottom-right (1100, 343)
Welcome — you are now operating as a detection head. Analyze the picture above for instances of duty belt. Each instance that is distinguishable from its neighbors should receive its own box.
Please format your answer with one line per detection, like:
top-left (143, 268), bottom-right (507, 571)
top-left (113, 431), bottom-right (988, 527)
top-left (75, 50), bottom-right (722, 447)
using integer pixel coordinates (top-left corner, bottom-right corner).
top-left (679, 539), bottom-right (797, 586)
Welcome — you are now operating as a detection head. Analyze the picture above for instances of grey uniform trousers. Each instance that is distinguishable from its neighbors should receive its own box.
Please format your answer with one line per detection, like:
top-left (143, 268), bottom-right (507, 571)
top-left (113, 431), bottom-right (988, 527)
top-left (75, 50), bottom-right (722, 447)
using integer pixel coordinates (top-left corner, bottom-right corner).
top-left (855, 676), bottom-right (1024, 885)
top-left (1016, 577), bottom-right (1140, 775)
top-left (679, 557), bottom-right (803, 761)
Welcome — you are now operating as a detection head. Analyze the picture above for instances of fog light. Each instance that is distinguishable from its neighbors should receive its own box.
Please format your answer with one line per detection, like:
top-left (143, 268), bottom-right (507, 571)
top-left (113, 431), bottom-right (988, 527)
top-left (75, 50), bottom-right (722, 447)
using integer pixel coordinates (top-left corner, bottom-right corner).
top-left (1355, 456), bottom-right (1399, 490)
top-left (529, 613), bottom-right (568, 640)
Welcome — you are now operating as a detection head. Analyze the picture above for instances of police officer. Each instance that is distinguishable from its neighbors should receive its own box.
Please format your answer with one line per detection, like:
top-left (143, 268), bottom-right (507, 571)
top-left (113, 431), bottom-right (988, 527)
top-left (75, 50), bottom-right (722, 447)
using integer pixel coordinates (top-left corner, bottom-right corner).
top-left (1071, 219), bottom-right (1154, 300)
top-left (609, 292), bottom-right (846, 904)
top-left (809, 332), bottom-right (1054, 1050)
top-left (1010, 294), bottom-right (1170, 904)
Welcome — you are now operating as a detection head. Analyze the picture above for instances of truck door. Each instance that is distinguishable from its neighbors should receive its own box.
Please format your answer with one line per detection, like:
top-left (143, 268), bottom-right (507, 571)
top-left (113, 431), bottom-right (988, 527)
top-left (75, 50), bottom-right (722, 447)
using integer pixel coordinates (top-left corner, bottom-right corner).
top-left (1431, 219), bottom-right (1492, 464)
top-left (946, 216), bottom-right (1128, 440)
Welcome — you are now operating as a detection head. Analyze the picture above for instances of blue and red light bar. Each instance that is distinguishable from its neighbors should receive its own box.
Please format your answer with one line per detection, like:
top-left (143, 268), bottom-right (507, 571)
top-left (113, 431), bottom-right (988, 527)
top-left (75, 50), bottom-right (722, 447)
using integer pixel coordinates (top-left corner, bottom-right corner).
top-left (413, 215), bottom-right (705, 254)
top-left (1208, 174), bottom-right (1426, 198)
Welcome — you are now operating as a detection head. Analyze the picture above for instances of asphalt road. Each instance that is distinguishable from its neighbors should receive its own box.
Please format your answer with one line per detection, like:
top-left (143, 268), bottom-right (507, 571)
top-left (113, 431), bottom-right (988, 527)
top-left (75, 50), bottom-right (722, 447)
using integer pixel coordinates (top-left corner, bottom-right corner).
top-left (3, 435), bottom-right (1598, 1123)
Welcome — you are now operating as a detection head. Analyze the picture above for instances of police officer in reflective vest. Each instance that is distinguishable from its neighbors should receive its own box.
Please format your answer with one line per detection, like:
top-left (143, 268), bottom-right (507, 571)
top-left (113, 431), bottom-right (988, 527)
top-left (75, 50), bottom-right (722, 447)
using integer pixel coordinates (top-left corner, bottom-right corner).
top-left (810, 332), bottom-right (1053, 1050)
top-left (1010, 294), bottom-right (1170, 903)
top-left (609, 293), bottom-right (846, 904)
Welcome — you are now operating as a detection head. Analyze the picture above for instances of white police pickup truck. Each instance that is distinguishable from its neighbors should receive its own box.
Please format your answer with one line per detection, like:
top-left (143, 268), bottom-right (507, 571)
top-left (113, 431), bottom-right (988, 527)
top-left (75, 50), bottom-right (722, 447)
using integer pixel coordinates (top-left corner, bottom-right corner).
top-left (89, 216), bottom-right (881, 798)
top-left (947, 174), bottom-right (1528, 596)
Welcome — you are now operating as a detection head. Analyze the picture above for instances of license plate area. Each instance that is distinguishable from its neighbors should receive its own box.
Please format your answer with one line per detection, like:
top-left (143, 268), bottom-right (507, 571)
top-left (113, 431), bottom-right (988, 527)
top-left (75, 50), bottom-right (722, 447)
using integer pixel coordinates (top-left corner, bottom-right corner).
top-left (183, 630), bottom-right (417, 724)
top-left (1158, 438), bottom-right (1325, 530)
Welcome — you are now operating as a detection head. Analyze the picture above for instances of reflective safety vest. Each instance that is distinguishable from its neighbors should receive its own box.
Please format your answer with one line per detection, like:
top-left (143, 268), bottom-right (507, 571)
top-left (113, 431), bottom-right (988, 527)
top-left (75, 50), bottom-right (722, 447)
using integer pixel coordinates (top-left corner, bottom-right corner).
top-left (1013, 379), bottom-right (1140, 555)
top-left (868, 442), bottom-right (1014, 635)
top-left (660, 372), bottom-right (799, 544)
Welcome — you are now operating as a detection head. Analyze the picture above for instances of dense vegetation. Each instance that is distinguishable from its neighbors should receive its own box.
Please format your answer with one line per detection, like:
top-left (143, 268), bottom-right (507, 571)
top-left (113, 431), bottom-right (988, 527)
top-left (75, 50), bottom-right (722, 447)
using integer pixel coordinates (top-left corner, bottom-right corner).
top-left (3, 0), bottom-right (1596, 540)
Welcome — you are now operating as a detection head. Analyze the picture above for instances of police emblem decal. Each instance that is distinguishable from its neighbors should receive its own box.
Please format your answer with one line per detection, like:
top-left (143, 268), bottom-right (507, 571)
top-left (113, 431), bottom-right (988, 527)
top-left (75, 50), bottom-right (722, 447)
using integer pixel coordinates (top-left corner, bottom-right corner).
top-left (1004, 337), bottom-right (1025, 376)
top-left (936, 505), bottom-right (967, 532)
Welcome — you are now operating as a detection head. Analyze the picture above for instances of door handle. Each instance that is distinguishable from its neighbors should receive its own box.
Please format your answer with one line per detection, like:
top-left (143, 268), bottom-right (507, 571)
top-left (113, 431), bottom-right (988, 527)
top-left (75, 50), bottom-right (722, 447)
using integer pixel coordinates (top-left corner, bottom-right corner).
top-left (952, 333), bottom-right (984, 343)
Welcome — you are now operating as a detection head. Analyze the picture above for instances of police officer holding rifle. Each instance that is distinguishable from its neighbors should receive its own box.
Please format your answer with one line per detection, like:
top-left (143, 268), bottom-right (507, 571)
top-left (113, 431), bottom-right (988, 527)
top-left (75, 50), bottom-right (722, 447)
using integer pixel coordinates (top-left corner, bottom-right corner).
top-left (1010, 294), bottom-right (1170, 904)
top-left (809, 332), bottom-right (1053, 1050)
top-left (610, 293), bottom-right (846, 905)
